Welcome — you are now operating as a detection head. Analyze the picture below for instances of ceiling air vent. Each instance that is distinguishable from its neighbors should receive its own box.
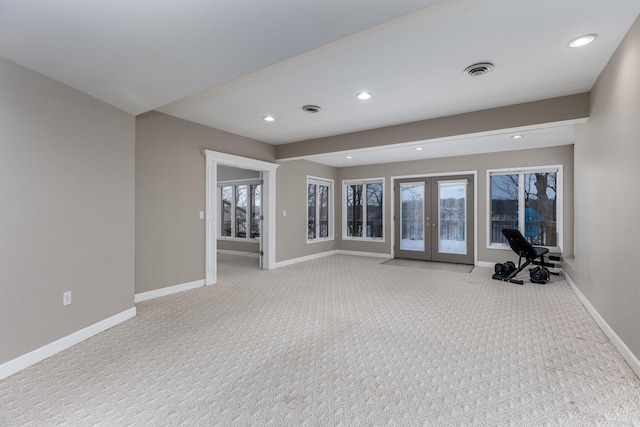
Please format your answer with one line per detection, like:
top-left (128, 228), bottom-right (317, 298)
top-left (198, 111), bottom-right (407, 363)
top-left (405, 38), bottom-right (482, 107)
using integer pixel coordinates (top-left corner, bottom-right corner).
top-left (302, 105), bottom-right (322, 114)
top-left (463, 62), bottom-right (494, 77)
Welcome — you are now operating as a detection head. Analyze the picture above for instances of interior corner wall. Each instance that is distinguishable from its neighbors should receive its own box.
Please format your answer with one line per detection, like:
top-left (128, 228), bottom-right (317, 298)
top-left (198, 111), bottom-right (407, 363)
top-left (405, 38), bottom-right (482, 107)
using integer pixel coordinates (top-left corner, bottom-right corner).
top-left (0, 56), bottom-right (135, 365)
top-left (275, 160), bottom-right (338, 262)
top-left (135, 112), bottom-right (276, 294)
top-left (573, 15), bottom-right (640, 359)
top-left (337, 145), bottom-right (574, 264)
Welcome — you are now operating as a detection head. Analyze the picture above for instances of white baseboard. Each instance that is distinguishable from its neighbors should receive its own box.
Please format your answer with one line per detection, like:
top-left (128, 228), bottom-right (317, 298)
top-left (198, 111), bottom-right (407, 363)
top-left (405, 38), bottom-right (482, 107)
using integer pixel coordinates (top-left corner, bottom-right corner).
top-left (0, 307), bottom-right (136, 381)
top-left (273, 250), bottom-right (338, 269)
top-left (337, 250), bottom-right (392, 259)
top-left (134, 279), bottom-right (205, 303)
top-left (476, 261), bottom-right (495, 268)
top-left (563, 272), bottom-right (640, 378)
top-left (217, 250), bottom-right (260, 258)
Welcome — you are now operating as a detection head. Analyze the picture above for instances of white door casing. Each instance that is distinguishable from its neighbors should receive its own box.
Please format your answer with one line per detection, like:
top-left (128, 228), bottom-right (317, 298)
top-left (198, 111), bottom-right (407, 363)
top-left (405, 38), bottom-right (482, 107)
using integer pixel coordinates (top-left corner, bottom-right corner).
top-left (202, 150), bottom-right (279, 285)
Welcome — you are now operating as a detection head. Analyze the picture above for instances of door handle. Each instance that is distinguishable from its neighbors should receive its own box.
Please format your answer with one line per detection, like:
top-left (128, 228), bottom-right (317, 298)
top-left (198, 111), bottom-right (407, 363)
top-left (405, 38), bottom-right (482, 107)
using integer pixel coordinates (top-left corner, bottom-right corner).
top-left (432, 223), bottom-right (437, 227)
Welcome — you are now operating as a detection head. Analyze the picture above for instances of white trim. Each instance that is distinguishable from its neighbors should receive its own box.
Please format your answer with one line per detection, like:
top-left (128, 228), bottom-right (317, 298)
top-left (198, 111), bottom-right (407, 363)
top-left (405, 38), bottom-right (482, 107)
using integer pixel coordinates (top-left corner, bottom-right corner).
top-left (273, 250), bottom-right (338, 269)
top-left (0, 307), bottom-right (136, 381)
top-left (476, 261), bottom-right (496, 268)
top-left (563, 272), bottom-right (640, 378)
top-left (134, 279), bottom-right (206, 303)
top-left (217, 249), bottom-right (260, 258)
top-left (306, 176), bottom-right (335, 244)
top-left (337, 250), bottom-right (392, 259)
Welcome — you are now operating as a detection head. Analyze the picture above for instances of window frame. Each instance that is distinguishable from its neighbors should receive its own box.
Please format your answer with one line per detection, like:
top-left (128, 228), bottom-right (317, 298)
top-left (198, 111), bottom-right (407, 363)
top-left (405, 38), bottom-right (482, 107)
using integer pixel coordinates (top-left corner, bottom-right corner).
top-left (218, 179), bottom-right (261, 242)
top-left (342, 177), bottom-right (385, 242)
top-left (306, 176), bottom-right (334, 244)
top-left (486, 165), bottom-right (563, 252)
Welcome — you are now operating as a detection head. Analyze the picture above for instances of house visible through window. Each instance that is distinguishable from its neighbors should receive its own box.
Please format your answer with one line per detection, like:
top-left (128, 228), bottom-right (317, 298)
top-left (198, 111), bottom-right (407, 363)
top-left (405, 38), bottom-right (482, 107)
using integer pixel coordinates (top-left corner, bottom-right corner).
top-left (307, 177), bottom-right (333, 242)
top-left (489, 166), bottom-right (561, 250)
top-left (220, 181), bottom-right (261, 240)
top-left (343, 179), bottom-right (384, 240)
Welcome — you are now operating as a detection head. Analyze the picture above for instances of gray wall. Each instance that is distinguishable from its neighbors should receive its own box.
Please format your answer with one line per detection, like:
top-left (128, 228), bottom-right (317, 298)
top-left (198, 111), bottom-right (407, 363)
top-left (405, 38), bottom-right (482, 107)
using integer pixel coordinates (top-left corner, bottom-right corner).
top-left (276, 160), bottom-right (338, 262)
top-left (337, 145), bottom-right (574, 264)
top-left (572, 16), bottom-right (640, 359)
top-left (135, 112), bottom-right (275, 293)
top-left (0, 57), bottom-right (135, 364)
top-left (218, 165), bottom-right (261, 181)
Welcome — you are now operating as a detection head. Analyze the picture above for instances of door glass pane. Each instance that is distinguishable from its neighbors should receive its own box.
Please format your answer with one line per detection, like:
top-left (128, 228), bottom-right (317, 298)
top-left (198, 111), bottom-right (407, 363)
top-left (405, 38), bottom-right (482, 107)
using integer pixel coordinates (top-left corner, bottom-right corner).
top-left (491, 174), bottom-right (518, 244)
top-left (346, 184), bottom-right (363, 237)
top-left (366, 182), bottom-right (383, 238)
top-left (235, 185), bottom-right (247, 238)
top-left (524, 172), bottom-right (557, 246)
top-left (221, 186), bottom-right (232, 237)
top-left (438, 181), bottom-right (467, 254)
top-left (250, 184), bottom-right (261, 239)
top-left (400, 183), bottom-right (424, 251)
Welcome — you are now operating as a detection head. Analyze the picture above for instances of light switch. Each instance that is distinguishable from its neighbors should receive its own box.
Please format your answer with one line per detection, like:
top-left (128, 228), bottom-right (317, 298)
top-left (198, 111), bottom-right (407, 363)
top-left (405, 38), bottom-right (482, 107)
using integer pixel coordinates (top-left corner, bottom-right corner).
top-left (199, 211), bottom-right (204, 219)
top-left (283, 211), bottom-right (286, 217)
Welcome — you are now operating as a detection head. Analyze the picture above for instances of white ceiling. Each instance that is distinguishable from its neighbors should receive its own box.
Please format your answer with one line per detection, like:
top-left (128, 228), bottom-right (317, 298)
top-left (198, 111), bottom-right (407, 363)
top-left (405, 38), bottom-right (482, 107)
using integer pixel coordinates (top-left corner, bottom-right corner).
top-left (1, 0), bottom-right (639, 166)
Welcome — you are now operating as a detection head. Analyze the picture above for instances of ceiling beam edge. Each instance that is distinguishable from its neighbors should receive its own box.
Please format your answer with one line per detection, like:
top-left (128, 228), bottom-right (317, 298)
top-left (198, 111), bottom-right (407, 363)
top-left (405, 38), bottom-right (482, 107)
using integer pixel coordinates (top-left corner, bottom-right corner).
top-left (275, 93), bottom-right (590, 159)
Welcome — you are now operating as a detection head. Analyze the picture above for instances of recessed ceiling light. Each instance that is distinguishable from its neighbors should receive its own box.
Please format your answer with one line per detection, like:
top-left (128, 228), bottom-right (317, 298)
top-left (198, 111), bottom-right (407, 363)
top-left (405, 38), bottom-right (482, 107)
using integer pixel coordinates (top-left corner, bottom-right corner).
top-left (569, 34), bottom-right (597, 48)
top-left (263, 116), bottom-right (275, 122)
top-left (415, 147), bottom-right (424, 151)
top-left (357, 92), bottom-right (372, 100)
top-left (511, 135), bottom-right (524, 139)
top-left (345, 155), bottom-right (353, 159)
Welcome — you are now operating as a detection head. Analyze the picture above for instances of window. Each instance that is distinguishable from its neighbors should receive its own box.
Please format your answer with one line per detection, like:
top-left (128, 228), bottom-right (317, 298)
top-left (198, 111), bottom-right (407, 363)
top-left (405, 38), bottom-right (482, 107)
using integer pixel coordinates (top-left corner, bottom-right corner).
top-left (488, 166), bottom-right (562, 250)
top-left (307, 177), bottom-right (333, 242)
top-left (219, 181), bottom-right (261, 240)
top-left (343, 179), bottom-right (384, 240)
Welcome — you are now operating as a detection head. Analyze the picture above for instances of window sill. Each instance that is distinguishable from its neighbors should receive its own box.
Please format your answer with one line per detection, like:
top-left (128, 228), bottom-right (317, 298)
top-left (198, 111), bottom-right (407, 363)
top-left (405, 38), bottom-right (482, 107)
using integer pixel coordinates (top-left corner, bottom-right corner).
top-left (219, 237), bottom-right (260, 243)
top-left (306, 237), bottom-right (335, 244)
top-left (487, 243), bottom-right (562, 253)
top-left (342, 237), bottom-right (386, 243)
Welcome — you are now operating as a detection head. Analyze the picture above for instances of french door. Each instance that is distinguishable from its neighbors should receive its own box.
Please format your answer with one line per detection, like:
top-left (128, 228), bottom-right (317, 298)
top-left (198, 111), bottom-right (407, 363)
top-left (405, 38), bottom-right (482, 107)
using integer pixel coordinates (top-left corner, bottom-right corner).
top-left (394, 175), bottom-right (474, 264)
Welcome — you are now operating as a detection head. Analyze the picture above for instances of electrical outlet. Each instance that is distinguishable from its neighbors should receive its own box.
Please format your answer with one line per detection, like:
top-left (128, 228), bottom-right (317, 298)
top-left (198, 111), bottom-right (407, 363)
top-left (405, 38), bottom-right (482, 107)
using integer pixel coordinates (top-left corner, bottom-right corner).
top-left (63, 291), bottom-right (72, 306)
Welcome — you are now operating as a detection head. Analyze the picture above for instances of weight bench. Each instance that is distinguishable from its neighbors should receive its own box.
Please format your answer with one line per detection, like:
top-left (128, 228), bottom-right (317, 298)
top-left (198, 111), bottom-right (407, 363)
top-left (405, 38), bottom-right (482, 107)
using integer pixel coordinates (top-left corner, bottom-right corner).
top-left (492, 228), bottom-right (559, 285)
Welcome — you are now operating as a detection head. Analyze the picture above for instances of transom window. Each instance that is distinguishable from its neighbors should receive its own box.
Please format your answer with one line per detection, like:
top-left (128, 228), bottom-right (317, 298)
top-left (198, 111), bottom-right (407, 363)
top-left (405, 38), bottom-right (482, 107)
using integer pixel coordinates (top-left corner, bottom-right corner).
top-left (343, 179), bottom-right (384, 240)
top-left (219, 181), bottom-right (261, 240)
top-left (488, 165), bottom-right (562, 250)
top-left (307, 177), bottom-right (333, 242)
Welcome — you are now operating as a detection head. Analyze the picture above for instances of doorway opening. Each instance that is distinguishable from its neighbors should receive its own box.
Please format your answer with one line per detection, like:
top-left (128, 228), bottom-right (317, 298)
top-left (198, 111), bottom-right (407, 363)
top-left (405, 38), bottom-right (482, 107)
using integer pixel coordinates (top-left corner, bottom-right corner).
top-left (393, 173), bottom-right (476, 265)
top-left (203, 150), bottom-right (279, 285)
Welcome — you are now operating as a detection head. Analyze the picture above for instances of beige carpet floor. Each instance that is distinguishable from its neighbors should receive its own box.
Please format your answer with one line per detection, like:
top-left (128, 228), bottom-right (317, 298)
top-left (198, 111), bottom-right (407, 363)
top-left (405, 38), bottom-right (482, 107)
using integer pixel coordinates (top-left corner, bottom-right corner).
top-left (1, 254), bottom-right (639, 426)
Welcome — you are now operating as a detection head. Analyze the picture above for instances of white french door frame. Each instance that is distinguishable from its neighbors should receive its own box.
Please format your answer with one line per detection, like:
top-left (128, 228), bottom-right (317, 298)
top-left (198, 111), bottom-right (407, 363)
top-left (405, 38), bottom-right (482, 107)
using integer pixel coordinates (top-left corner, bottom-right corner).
top-left (203, 150), bottom-right (279, 285)
top-left (390, 170), bottom-right (478, 265)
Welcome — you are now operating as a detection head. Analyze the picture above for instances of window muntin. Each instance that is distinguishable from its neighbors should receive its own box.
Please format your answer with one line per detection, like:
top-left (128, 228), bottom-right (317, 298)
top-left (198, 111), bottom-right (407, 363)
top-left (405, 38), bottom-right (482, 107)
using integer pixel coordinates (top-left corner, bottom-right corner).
top-left (219, 181), bottom-right (261, 241)
top-left (307, 177), bottom-right (333, 242)
top-left (489, 166), bottom-right (560, 249)
top-left (344, 179), bottom-right (384, 240)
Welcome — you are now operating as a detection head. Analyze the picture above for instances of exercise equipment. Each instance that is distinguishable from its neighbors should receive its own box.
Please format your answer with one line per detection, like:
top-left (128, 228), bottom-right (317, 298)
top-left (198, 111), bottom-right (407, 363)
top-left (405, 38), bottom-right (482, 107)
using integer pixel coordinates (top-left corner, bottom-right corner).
top-left (492, 228), bottom-right (559, 285)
